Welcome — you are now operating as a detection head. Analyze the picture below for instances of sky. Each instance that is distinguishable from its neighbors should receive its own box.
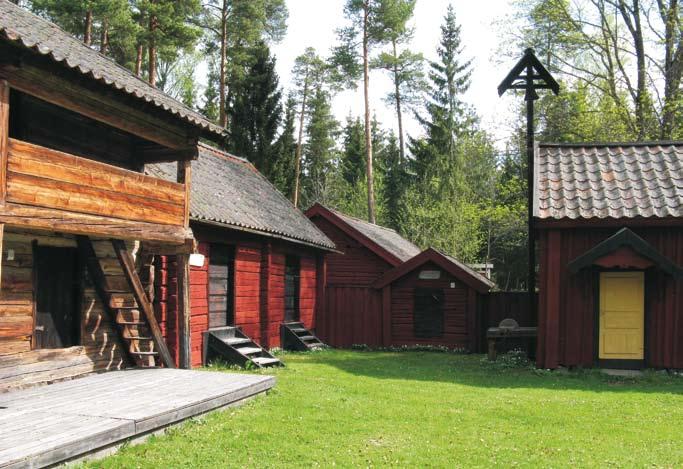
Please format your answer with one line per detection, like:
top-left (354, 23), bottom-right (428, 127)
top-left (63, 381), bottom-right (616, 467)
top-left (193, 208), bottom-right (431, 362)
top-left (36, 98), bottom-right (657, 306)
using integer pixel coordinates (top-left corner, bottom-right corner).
top-left (272, 0), bottom-right (522, 150)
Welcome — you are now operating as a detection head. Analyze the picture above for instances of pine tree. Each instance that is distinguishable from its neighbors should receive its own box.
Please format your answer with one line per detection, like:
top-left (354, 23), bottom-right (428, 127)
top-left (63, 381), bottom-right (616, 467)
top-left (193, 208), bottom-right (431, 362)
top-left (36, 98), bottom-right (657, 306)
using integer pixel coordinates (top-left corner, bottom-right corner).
top-left (300, 88), bottom-right (338, 207)
top-left (271, 94), bottom-right (298, 199)
top-left (381, 131), bottom-right (406, 231)
top-left (227, 43), bottom-right (282, 179)
top-left (340, 116), bottom-right (366, 185)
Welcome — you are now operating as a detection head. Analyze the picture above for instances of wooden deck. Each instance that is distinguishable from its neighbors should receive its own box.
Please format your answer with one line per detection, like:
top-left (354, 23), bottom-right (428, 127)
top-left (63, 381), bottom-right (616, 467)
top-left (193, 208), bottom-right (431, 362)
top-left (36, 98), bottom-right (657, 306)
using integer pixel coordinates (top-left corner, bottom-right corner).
top-left (0, 368), bottom-right (275, 468)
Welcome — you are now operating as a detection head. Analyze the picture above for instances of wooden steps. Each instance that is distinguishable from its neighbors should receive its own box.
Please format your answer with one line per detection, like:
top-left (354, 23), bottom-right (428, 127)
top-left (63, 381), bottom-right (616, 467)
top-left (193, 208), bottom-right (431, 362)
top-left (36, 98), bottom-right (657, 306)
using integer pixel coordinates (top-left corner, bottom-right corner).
top-left (280, 322), bottom-right (327, 351)
top-left (77, 237), bottom-right (169, 369)
top-left (203, 327), bottom-right (283, 368)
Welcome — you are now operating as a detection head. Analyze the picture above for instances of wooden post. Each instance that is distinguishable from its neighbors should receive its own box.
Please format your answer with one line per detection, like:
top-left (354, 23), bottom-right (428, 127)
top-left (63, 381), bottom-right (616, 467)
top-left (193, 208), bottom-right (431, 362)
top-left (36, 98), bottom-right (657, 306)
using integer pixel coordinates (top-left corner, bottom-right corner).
top-left (176, 159), bottom-right (192, 369)
top-left (382, 286), bottom-right (391, 347)
top-left (488, 339), bottom-right (497, 361)
top-left (0, 79), bottom-right (9, 205)
top-left (176, 253), bottom-right (191, 369)
top-left (315, 255), bottom-right (326, 337)
top-left (259, 241), bottom-right (272, 348)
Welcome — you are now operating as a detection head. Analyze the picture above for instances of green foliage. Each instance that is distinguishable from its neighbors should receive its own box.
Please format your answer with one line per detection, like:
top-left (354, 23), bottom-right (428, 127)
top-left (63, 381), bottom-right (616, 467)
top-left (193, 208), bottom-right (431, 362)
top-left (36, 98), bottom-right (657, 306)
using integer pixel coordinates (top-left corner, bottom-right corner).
top-left (299, 88), bottom-right (339, 207)
top-left (227, 43), bottom-right (282, 179)
top-left (271, 94), bottom-right (297, 199)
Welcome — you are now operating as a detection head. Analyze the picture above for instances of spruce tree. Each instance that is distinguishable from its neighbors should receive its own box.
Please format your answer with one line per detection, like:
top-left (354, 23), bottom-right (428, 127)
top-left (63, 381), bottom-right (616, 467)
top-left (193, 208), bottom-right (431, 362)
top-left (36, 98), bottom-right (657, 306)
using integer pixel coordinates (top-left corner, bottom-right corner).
top-left (271, 95), bottom-right (298, 199)
top-left (227, 43), bottom-right (282, 179)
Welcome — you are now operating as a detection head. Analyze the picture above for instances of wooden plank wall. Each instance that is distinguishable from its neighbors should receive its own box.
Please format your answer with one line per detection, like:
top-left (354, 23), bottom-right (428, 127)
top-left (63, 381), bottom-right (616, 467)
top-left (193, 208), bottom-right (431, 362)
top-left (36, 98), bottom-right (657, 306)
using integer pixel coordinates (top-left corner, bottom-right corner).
top-left (6, 139), bottom-right (186, 226)
top-left (389, 262), bottom-right (474, 350)
top-left (536, 226), bottom-right (683, 369)
top-left (155, 236), bottom-right (320, 366)
top-left (0, 230), bottom-right (128, 392)
top-left (309, 216), bottom-right (394, 348)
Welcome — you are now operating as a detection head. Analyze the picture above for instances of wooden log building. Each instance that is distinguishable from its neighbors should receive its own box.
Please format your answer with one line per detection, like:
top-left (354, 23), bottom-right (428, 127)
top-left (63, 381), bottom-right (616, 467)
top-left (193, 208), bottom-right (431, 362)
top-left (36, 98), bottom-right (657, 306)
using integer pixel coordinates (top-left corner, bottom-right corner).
top-left (307, 204), bottom-right (493, 350)
top-left (0, 2), bottom-right (227, 391)
top-left (535, 142), bottom-right (683, 370)
top-left (147, 147), bottom-right (335, 368)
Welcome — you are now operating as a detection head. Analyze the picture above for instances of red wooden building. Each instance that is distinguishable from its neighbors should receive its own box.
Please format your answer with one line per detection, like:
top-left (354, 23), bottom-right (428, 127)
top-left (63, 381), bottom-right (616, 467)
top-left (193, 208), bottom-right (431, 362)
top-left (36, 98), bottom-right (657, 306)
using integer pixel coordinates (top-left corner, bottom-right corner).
top-left (535, 143), bottom-right (683, 370)
top-left (307, 204), bottom-right (493, 350)
top-left (148, 147), bottom-right (335, 367)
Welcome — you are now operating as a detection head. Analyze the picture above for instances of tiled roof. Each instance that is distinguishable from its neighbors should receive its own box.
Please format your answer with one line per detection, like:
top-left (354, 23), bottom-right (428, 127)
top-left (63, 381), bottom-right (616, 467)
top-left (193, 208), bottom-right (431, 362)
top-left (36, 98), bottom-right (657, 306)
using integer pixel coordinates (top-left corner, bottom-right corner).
top-left (535, 142), bottom-right (683, 220)
top-left (0, 0), bottom-right (226, 141)
top-left (147, 144), bottom-right (335, 250)
top-left (329, 209), bottom-right (421, 262)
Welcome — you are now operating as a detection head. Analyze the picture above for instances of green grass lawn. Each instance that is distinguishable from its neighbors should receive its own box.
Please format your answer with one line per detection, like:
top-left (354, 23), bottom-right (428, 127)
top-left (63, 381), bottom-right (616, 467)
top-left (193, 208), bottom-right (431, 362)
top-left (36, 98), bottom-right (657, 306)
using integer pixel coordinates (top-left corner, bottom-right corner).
top-left (88, 349), bottom-right (683, 468)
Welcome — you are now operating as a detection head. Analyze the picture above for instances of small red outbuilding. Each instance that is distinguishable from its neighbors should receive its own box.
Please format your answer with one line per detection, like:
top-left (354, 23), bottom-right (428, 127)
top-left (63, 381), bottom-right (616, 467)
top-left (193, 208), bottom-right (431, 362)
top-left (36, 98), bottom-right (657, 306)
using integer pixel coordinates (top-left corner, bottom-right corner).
top-left (535, 142), bottom-right (683, 370)
top-left (307, 204), bottom-right (494, 350)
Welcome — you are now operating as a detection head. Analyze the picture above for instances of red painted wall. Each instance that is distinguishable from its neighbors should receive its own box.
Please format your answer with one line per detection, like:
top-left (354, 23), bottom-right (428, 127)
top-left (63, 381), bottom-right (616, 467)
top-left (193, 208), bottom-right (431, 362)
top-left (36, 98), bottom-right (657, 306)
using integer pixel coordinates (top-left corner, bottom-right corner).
top-left (388, 261), bottom-right (479, 350)
top-left (309, 216), bottom-right (393, 347)
top-left (156, 227), bottom-right (321, 367)
top-left (537, 225), bottom-right (683, 369)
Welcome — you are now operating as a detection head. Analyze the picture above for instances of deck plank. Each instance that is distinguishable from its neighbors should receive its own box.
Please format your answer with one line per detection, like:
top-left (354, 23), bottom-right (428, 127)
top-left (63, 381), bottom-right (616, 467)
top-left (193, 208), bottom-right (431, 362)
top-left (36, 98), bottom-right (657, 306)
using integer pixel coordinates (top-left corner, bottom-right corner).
top-left (0, 369), bottom-right (274, 468)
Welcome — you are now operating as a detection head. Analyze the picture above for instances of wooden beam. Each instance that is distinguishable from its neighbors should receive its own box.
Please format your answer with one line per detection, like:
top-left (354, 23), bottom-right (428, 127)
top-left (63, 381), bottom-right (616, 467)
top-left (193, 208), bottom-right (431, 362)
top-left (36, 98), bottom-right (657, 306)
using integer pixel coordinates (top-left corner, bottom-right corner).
top-left (0, 55), bottom-right (193, 149)
top-left (176, 253), bottom-right (191, 369)
top-left (177, 159), bottom-right (191, 228)
top-left (0, 79), bottom-right (8, 205)
top-left (138, 144), bottom-right (198, 163)
top-left (0, 202), bottom-right (193, 246)
top-left (111, 239), bottom-right (175, 368)
top-left (382, 286), bottom-right (391, 347)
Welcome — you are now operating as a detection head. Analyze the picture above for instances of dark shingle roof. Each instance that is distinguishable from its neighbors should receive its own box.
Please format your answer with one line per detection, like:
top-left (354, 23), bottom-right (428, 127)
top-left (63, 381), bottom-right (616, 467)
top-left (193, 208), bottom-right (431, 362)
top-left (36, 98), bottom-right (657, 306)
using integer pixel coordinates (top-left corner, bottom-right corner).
top-left (535, 142), bottom-right (683, 220)
top-left (147, 144), bottom-right (335, 250)
top-left (0, 0), bottom-right (226, 141)
top-left (442, 252), bottom-right (496, 289)
top-left (329, 209), bottom-right (421, 262)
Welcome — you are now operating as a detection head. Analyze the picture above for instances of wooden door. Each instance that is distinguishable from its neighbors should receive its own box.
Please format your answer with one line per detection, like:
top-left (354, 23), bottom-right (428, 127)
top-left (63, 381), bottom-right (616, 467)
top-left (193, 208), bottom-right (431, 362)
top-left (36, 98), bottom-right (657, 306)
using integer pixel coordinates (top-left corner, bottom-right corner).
top-left (599, 272), bottom-right (645, 361)
top-left (284, 256), bottom-right (300, 322)
top-left (208, 244), bottom-right (234, 329)
top-left (414, 288), bottom-right (444, 338)
top-left (34, 246), bottom-right (80, 349)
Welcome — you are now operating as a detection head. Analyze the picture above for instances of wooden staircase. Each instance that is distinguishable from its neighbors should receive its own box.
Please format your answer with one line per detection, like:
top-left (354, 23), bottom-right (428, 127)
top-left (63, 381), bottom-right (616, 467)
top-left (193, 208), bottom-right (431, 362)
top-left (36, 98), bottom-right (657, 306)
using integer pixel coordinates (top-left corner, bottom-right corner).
top-left (280, 322), bottom-right (326, 351)
top-left (203, 327), bottom-right (283, 368)
top-left (76, 236), bottom-right (174, 369)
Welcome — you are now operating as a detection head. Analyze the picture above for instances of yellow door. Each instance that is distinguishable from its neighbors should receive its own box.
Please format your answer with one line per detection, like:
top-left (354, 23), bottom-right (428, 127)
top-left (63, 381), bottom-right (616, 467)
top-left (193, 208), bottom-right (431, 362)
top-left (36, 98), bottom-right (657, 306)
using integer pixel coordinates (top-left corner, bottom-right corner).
top-left (599, 272), bottom-right (645, 360)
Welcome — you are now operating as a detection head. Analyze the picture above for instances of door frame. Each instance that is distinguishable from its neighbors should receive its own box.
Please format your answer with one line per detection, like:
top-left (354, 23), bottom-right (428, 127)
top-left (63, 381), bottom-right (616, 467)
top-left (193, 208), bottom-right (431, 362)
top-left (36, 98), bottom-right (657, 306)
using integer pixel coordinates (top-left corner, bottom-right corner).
top-left (592, 269), bottom-right (649, 369)
top-left (30, 241), bottom-right (84, 350)
top-left (206, 242), bottom-right (236, 330)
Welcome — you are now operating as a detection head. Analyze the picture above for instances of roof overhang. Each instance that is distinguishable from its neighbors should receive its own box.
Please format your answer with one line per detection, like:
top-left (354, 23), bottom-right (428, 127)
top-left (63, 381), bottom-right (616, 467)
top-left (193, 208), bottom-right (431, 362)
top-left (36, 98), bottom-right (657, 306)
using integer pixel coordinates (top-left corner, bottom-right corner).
top-left (372, 248), bottom-right (495, 293)
top-left (568, 228), bottom-right (683, 277)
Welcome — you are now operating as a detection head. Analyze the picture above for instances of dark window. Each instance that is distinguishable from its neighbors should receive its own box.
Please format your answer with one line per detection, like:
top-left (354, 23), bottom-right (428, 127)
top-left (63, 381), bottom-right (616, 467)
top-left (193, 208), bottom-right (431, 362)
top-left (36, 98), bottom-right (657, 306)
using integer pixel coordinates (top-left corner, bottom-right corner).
top-left (284, 256), bottom-right (300, 322)
top-left (413, 288), bottom-right (444, 338)
top-left (208, 244), bottom-right (234, 329)
top-left (34, 246), bottom-right (81, 349)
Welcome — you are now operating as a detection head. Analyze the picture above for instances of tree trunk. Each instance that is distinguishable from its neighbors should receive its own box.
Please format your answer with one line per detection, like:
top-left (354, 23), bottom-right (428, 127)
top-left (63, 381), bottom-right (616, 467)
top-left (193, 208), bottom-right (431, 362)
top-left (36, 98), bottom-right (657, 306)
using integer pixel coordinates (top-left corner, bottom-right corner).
top-left (292, 73), bottom-right (310, 208)
top-left (135, 44), bottom-right (144, 76)
top-left (84, 10), bottom-right (93, 46)
top-left (659, 0), bottom-right (682, 138)
top-left (219, 0), bottom-right (228, 127)
top-left (100, 19), bottom-right (109, 54)
top-left (392, 39), bottom-right (405, 165)
top-left (148, 15), bottom-right (157, 87)
top-left (363, 2), bottom-right (376, 224)
top-left (618, 0), bottom-right (647, 138)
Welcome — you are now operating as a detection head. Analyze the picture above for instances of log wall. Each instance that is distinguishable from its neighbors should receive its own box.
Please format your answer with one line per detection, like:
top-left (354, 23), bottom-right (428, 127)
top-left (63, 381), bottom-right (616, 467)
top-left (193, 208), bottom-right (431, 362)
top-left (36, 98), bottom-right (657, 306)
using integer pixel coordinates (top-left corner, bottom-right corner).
top-left (0, 229), bottom-right (129, 392)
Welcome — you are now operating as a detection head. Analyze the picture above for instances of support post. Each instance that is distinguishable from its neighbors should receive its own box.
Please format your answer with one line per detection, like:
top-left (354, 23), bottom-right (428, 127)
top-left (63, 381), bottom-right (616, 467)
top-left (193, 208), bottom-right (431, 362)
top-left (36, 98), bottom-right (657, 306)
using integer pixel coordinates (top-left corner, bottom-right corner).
top-left (176, 159), bottom-right (192, 369)
top-left (0, 79), bottom-right (9, 205)
top-left (525, 63), bottom-right (536, 328)
top-left (176, 253), bottom-right (192, 369)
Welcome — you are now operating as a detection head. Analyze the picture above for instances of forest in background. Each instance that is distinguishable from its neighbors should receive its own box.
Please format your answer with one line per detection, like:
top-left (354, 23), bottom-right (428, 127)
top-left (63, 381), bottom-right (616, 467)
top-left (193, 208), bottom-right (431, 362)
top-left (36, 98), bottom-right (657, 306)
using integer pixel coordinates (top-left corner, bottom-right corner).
top-left (13, 0), bottom-right (683, 290)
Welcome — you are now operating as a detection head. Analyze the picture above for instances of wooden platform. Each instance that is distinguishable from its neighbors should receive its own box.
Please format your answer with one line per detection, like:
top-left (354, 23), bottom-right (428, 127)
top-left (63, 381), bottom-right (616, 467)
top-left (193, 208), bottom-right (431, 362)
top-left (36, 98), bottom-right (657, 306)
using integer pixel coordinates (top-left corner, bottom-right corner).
top-left (0, 368), bottom-right (275, 468)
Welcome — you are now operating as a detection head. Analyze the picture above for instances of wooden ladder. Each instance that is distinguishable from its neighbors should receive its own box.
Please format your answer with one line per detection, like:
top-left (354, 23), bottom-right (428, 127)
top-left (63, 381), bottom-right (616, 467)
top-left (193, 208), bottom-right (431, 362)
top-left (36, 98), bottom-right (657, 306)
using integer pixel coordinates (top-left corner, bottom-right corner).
top-left (280, 322), bottom-right (326, 351)
top-left (76, 236), bottom-right (175, 368)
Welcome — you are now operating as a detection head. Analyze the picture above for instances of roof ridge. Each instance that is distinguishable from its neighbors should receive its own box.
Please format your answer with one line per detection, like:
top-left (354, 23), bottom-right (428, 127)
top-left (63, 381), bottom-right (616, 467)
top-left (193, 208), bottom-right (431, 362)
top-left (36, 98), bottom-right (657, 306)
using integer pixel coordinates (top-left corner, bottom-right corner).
top-left (331, 208), bottom-right (401, 234)
top-left (540, 141), bottom-right (683, 148)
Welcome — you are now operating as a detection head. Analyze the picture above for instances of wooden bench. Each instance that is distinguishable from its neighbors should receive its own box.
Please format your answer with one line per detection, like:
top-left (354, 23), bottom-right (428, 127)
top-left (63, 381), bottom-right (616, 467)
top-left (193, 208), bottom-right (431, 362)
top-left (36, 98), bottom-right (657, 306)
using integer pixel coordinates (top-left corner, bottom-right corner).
top-left (486, 318), bottom-right (537, 361)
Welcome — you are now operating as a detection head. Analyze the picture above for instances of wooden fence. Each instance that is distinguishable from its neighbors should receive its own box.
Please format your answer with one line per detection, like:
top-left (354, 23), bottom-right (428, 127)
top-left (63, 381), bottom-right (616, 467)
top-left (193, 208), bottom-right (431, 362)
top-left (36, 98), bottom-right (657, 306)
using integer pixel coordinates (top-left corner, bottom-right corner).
top-left (478, 291), bottom-right (537, 354)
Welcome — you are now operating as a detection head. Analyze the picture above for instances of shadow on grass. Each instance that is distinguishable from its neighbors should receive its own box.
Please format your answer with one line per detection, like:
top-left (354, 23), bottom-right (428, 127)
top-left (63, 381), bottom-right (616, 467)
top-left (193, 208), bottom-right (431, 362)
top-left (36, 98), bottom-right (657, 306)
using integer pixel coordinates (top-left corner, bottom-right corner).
top-left (293, 349), bottom-right (683, 395)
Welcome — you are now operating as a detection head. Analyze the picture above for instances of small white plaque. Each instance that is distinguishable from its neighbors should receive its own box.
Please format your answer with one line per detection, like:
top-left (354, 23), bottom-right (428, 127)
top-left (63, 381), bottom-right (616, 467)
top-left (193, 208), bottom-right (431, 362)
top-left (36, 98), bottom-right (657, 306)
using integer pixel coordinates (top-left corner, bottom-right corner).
top-left (189, 253), bottom-right (205, 267)
top-left (418, 270), bottom-right (441, 280)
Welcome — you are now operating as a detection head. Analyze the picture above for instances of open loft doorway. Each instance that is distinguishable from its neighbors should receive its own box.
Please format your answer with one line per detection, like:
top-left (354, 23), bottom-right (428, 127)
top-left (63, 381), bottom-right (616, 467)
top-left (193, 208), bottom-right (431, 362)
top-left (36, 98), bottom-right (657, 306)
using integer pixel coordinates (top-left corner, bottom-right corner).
top-left (32, 244), bottom-right (81, 350)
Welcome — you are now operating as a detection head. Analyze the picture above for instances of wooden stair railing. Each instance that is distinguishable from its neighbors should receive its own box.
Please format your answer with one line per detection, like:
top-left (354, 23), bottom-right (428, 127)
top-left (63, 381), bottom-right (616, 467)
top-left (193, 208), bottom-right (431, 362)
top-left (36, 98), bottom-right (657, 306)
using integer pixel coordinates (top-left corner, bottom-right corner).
top-left (111, 239), bottom-right (175, 368)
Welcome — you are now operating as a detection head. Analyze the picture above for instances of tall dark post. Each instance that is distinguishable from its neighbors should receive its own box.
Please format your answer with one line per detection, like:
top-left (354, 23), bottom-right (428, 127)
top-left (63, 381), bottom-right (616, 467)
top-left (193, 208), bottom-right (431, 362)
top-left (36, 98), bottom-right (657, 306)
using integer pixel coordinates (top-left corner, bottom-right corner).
top-left (498, 49), bottom-right (559, 321)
